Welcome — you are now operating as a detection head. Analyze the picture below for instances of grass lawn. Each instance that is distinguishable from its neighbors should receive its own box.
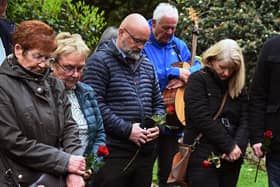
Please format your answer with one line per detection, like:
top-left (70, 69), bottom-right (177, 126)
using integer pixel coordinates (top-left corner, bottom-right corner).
top-left (152, 159), bottom-right (268, 187)
top-left (237, 159), bottom-right (267, 187)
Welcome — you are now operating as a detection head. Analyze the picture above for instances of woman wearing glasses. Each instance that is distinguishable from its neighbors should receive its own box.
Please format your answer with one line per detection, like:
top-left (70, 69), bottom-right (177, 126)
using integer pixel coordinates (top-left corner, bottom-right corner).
top-left (0, 20), bottom-right (85, 187)
top-left (51, 32), bottom-right (106, 185)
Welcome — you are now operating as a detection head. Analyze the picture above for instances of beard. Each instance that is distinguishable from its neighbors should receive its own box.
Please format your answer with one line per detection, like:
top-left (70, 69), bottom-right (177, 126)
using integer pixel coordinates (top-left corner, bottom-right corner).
top-left (121, 42), bottom-right (141, 60)
top-left (124, 50), bottom-right (141, 60)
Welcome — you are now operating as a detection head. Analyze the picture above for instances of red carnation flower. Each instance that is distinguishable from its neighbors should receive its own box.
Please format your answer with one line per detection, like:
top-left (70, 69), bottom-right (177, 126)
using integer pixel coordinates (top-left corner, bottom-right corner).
top-left (264, 130), bottom-right (273, 140)
top-left (97, 145), bottom-right (109, 157)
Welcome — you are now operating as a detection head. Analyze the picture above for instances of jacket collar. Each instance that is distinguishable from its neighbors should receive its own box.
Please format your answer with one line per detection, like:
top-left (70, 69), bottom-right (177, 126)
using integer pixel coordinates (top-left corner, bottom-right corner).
top-left (99, 39), bottom-right (145, 73)
top-left (204, 67), bottom-right (229, 91)
top-left (0, 54), bottom-right (51, 82)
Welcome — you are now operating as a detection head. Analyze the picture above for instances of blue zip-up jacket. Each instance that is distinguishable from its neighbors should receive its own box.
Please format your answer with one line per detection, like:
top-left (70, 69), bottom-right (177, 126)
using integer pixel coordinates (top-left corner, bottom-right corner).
top-left (75, 82), bottom-right (106, 156)
top-left (143, 19), bottom-right (202, 92)
top-left (83, 40), bottom-right (165, 152)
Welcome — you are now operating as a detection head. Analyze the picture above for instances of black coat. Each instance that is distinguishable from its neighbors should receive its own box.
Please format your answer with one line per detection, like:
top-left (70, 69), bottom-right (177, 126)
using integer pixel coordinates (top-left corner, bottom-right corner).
top-left (249, 35), bottom-right (280, 151)
top-left (183, 67), bottom-right (248, 166)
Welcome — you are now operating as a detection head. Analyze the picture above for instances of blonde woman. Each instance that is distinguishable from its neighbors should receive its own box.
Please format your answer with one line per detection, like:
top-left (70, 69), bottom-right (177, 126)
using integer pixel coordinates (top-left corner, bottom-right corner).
top-left (51, 32), bottom-right (106, 186)
top-left (183, 39), bottom-right (248, 187)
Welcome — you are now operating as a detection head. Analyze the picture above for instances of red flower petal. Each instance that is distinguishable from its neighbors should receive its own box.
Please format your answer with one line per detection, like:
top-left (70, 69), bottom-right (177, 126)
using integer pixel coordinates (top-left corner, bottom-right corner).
top-left (202, 160), bottom-right (212, 168)
top-left (264, 130), bottom-right (273, 139)
top-left (97, 145), bottom-right (109, 157)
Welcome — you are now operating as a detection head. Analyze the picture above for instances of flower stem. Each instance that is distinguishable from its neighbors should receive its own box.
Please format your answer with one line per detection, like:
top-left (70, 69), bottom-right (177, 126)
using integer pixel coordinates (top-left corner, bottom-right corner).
top-left (254, 158), bottom-right (261, 183)
top-left (122, 148), bottom-right (140, 172)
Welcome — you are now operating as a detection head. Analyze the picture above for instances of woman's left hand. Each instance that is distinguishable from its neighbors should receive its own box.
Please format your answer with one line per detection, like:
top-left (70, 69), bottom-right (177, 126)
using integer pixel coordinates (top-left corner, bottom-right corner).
top-left (68, 155), bottom-right (86, 175)
top-left (66, 174), bottom-right (85, 187)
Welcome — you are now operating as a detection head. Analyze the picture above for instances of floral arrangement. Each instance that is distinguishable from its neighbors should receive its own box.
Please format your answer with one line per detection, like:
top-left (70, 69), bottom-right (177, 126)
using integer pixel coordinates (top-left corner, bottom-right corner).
top-left (255, 130), bottom-right (273, 182)
top-left (202, 152), bottom-right (221, 169)
top-left (84, 145), bottom-right (109, 180)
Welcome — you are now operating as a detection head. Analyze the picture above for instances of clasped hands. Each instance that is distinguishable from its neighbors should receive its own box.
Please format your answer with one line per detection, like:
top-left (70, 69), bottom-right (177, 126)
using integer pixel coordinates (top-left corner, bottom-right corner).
top-left (129, 123), bottom-right (160, 146)
top-left (221, 144), bottom-right (242, 162)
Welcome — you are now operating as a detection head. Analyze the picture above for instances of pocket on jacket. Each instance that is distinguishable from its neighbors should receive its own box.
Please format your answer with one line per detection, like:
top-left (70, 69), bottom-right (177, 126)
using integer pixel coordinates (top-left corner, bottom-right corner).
top-left (20, 106), bottom-right (38, 137)
top-left (207, 90), bottom-right (222, 112)
top-left (266, 104), bottom-right (280, 113)
top-left (267, 56), bottom-right (280, 63)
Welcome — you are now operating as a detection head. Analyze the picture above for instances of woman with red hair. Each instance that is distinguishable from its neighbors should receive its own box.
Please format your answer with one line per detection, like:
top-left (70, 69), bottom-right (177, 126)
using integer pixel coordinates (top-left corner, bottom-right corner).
top-left (0, 20), bottom-right (85, 187)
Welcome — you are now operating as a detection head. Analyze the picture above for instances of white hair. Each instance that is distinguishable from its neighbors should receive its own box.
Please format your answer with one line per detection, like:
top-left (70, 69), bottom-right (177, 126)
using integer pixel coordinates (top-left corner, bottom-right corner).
top-left (152, 2), bottom-right (178, 22)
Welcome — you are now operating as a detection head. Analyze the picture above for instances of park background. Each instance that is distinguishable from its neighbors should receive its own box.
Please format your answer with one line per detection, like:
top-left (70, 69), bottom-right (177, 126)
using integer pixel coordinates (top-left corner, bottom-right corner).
top-left (6, 0), bottom-right (279, 186)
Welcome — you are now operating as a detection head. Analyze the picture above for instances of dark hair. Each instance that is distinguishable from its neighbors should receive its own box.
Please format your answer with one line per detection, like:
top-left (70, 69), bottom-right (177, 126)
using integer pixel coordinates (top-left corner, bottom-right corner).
top-left (12, 20), bottom-right (57, 52)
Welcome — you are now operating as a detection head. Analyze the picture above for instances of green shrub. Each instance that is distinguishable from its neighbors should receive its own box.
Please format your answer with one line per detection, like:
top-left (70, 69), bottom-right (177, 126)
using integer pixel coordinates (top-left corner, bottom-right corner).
top-left (174, 0), bottom-right (280, 86)
top-left (7, 0), bottom-right (106, 50)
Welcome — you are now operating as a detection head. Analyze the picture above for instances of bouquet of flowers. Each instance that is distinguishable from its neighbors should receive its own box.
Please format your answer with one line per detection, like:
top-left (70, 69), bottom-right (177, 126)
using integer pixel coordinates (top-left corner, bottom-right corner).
top-left (255, 130), bottom-right (273, 182)
top-left (84, 145), bottom-right (109, 180)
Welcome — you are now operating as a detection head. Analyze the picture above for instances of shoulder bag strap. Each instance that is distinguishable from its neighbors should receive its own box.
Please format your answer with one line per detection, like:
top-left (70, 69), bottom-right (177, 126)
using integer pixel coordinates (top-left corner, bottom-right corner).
top-left (172, 41), bottom-right (183, 62)
top-left (193, 91), bottom-right (228, 146)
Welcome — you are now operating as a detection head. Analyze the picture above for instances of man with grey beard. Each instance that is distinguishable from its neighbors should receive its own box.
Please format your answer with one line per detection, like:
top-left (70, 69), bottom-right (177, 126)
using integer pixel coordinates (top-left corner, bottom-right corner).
top-left (83, 13), bottom-right (165, 187)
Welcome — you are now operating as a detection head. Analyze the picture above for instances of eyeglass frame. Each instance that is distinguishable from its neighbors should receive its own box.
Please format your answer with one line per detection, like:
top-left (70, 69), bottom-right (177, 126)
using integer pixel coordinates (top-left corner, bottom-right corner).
top-left (123, 28), bottom-right (147, 45)
top-left (55, 61), bottom-right (85, 75)
top-left (24, 50), bottom-right (55, 64)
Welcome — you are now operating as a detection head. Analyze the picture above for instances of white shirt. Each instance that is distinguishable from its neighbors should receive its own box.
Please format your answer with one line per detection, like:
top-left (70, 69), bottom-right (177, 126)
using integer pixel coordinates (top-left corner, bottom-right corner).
top-left (66, 89), bottom-right (89, 153)
top-left (0, 38), bottom-right (6, 65)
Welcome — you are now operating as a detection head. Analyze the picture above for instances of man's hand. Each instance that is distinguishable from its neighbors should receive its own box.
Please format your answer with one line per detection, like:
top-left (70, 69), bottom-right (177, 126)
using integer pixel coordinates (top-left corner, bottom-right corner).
top-left (179, 68), bottom-right (191, 83)
top-left (252, 143), bottom-right (264, 158)
top-left (66, 174), bottom-right (85, 187)
top-left (166, 79), bottom-right (185, 89)
top-left (129, 123), bottom-right (148, 146)
top-left (67, 155), bottom-right (86, 176)
top-left (146, 126), bottom-right (160, 142)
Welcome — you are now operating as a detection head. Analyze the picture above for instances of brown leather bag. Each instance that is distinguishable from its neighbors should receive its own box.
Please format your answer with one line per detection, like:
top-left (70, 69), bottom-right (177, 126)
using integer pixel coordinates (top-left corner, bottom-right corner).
top-left (167, 92), bottom-right (228, 187)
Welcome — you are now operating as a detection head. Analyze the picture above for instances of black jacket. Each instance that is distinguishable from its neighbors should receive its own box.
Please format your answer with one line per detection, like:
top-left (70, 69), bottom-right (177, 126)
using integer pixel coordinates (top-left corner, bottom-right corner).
top-left (0, 55), bottom-right (83, 185)
top-left (183, 67), bottom-right (248, 165)
top-left (249, 35), bottom-right (280, 151)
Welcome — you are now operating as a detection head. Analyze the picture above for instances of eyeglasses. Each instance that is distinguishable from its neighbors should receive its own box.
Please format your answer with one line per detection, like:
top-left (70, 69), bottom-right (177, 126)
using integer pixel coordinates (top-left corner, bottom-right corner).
top-left (123, 28), bottom-right (147, 45)
top-left (30, 53), bottom-right (55, 64)
top-left (56, 63), bottom-right (85, 75)
top-left (161, 25), bottom-right (176, 32)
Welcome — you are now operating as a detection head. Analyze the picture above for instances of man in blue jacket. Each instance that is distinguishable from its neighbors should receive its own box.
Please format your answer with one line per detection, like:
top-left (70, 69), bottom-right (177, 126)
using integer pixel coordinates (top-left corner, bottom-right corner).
top-left (143, 3), bottom-right (202, 187)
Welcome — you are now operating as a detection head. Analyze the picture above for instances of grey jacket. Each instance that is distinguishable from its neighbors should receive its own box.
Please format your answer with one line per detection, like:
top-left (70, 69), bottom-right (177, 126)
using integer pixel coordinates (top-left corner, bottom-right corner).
top-left (0, 55), bottom-right (83, 185)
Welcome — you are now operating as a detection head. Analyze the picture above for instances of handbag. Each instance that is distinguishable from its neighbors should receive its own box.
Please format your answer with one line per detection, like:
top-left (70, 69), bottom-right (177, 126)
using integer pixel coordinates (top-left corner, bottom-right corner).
top-left (167, 92), bottom-right (228, 187)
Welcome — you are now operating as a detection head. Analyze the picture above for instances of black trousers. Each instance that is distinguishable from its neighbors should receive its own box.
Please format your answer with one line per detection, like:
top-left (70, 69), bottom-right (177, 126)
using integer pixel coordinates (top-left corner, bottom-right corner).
top-left (157, 135), bottom-right (179, 187)
top-left (92, 146), bottom-right (157, 187)
top-left (187, 160), bottom-right (242, 187)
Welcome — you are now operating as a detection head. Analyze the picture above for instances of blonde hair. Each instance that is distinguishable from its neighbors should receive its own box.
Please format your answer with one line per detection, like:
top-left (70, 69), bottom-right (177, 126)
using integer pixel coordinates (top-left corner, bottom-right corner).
top-left (201, 39), bottom-right (245, 98)
top-left (54, 32), bottom-right (90, 59)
